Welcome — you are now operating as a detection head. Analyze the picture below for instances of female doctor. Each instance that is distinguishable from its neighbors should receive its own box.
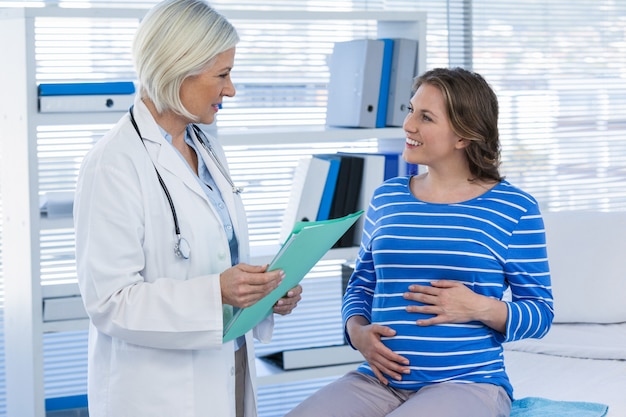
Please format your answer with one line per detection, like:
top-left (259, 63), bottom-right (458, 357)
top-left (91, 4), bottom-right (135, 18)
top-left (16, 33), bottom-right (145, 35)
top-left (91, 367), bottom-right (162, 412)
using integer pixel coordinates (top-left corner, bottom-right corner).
top-left (73, 1), bottom-right (302, 416)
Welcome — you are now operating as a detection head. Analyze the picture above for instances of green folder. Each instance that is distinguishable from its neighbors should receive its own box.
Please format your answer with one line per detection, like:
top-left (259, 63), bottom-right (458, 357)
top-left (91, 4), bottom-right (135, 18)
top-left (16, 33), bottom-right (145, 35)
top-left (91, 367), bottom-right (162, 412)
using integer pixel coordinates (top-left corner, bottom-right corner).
top-left (223, 210), bottom-right (364, 342)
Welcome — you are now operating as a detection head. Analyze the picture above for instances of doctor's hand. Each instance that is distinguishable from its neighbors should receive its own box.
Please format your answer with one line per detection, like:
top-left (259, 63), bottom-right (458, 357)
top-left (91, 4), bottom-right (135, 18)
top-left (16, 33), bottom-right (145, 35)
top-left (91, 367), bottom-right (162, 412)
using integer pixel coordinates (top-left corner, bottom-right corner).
top-left (220, 263), bottom-right (284, 309)
top-left (273, 284), bottom-right (303, 316)
top-left (346, 315), bottom-right (410, 385)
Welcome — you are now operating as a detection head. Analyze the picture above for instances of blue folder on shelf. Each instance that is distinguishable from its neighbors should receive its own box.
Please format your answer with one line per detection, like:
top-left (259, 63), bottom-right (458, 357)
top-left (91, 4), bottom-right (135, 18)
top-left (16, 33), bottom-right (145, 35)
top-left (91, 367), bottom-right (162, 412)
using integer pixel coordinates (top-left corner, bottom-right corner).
top-left (376, 38), bottom-right (394, 128)
top-left (223, 210), bottom-right (364, 342)
top-left (386, 38), bottom-right (419, 127)
top-left (315, 154), bottom-right (341, 221)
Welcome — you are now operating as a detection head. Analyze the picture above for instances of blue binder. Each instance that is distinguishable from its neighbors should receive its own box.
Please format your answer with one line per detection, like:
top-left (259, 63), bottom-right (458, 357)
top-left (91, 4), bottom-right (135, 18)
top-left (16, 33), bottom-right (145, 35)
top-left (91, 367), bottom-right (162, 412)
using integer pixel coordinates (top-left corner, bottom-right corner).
top-left (376, 39), bottom-right (395, 128)
top-left (38, 81), bottom-right (135, 96)
top-left (315, 155), bottom-right (342, 221)
top-left (386, 38), bottom-right (419, 127)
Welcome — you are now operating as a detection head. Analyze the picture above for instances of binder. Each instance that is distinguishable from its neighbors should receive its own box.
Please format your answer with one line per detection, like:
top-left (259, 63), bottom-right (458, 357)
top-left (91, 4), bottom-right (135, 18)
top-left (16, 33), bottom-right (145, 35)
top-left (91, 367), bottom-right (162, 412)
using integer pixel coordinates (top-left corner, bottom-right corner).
top-left (223, 211), bottom-right (364, 342)
top-left (339, 151), bottom-right (419, 246)
top-left (280, 156), bottom-right (331, 242)
top-left (38, 81), bottom-right (136, 113)
top-left (386, 38), bottom-right (419, 127)
top-left (380, 152), bottom-right (419, 178)
top-left (314, 154), bottom-right (342, 221)
top-left (39, 94), bottom-right (135, 113)
top-left (376, 39), bottom-right (395, 128)
top-left (263, 344), bottom-right (363, 370)
top-left (326, 39), bottom-right (385, 128)
top-left (43, 296), bottom-right (87, 322)
top-left (38, 81), bottom-right (136, 96)
top-left (339, 153), bottom-right (386, 246)
top-left (334, 155), bottom-right (364, 247)
top-left (39, 190), bottom-right (75, 218)
top-left (382, 152), bottom-right (401, 179)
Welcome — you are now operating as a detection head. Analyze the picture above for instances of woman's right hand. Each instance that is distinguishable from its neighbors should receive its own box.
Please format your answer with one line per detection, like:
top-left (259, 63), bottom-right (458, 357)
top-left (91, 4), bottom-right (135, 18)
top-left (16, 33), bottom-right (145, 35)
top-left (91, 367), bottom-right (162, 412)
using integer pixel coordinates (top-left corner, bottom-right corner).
top-left (346, 315), bottom-right (410, 385)
top-left (220, 263), bottom-right (284, 308)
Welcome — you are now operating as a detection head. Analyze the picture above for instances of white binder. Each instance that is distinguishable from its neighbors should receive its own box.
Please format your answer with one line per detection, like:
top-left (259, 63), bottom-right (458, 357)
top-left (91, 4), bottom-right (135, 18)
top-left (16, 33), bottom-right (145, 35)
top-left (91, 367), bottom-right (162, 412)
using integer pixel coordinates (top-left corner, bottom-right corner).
top-left (279, 156), bottom-right (331, 242)
top-left (386, 38), bottom-right (419, 127)
top-left (326, 39), bottom-right (385, 128)
top-left (39, 94), bottom-right (135, 113)
top-left (38, 81), bottom-right (136, 113)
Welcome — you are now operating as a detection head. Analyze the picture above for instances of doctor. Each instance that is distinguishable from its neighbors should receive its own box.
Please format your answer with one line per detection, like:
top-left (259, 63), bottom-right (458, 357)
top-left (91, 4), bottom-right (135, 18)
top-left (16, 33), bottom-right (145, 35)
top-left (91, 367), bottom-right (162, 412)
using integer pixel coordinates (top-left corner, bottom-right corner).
top-left (73, 1), bottom-right (302, 416)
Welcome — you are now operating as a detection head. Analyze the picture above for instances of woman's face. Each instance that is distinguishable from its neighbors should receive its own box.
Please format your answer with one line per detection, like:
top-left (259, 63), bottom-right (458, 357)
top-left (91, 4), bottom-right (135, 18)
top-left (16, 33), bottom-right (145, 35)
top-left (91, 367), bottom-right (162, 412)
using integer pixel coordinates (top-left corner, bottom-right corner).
top-left (179, 47), bottom-right (236, 125)
top-left (402, 83), bottom-right (466, 167)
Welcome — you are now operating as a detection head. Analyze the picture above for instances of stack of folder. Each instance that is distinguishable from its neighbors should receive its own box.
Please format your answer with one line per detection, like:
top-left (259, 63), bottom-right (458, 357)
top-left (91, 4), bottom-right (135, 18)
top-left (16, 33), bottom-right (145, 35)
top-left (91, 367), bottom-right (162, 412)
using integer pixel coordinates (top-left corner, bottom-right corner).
top-left (326, 38), bottom-right (420, 128)
top-left (280, 152), bottom-right (418, 246)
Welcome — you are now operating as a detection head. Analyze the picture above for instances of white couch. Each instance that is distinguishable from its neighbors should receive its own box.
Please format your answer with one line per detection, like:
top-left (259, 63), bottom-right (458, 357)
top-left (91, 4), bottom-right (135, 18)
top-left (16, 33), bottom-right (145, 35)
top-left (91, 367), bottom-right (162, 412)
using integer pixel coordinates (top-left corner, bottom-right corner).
top-left (504, 211), bottom-right (626, 416)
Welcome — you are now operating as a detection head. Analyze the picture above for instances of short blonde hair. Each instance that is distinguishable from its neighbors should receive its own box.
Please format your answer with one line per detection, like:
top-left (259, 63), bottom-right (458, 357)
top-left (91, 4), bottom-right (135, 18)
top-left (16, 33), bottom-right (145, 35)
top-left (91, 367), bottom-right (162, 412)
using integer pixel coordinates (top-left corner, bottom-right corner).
top-left (132, 0), bottom-right (239, 120)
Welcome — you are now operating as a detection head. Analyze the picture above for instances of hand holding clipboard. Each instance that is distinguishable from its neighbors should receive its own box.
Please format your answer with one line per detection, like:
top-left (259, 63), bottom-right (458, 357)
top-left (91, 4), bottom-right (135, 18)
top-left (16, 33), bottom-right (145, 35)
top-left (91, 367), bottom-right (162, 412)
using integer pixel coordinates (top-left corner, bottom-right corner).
top-left (223, 210), bottom-right (364, 342)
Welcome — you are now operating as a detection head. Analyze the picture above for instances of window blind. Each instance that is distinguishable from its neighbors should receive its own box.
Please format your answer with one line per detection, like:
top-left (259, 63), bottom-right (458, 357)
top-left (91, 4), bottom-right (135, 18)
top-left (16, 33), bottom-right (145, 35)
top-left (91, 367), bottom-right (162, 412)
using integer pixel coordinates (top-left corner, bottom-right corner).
top-left (472, 1), bottom-right (626, 212)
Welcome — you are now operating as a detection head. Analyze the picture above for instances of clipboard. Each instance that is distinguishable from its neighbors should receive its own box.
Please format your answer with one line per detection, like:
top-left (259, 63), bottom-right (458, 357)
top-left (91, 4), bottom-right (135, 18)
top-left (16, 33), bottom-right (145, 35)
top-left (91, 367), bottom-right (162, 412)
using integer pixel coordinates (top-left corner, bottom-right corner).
top-left (223, 210), bottom-right (364, 342)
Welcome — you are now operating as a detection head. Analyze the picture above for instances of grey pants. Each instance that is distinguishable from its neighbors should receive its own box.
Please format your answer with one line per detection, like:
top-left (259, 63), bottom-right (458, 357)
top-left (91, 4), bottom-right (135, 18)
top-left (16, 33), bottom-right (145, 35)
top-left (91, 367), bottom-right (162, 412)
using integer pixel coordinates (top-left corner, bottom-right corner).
top-left (284, 371), bottom-right (512, 417)
top-left (235, 344), bottom-right (247, 417)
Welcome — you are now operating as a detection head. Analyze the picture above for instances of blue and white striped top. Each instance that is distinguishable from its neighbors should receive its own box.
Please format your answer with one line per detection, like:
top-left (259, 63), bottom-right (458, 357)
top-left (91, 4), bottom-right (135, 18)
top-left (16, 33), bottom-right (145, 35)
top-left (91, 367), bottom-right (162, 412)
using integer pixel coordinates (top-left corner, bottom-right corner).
top-left (342, 177), bottom-right (554, 399)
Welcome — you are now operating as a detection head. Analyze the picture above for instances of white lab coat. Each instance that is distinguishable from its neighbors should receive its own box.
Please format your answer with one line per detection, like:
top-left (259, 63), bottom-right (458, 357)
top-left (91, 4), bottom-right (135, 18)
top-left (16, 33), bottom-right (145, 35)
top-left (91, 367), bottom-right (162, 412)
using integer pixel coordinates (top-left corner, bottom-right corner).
top-left (74, 97), bottom-right (273, 417)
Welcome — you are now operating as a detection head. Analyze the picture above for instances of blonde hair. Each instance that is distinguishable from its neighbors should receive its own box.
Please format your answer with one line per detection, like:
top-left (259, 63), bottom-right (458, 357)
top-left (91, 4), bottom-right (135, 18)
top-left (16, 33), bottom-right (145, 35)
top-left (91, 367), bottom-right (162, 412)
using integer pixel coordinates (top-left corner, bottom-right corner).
top-left (132, 0), bottom-right (239, 120)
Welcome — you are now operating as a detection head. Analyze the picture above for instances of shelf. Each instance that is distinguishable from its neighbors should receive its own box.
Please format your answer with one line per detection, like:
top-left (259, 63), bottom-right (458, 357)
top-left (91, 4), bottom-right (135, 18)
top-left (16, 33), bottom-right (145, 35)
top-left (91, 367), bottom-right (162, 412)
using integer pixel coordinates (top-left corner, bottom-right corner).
top-left (32, 113), bottom-right (405, 143)
top-left (217, 126), bottom-right (405, 147)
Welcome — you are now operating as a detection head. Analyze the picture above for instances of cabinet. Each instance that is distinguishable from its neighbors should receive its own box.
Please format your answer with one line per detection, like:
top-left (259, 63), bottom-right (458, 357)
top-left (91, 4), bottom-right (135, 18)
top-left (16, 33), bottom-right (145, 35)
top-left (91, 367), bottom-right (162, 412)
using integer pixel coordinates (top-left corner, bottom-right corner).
top-left (0, 5), bottom-right (425, 416)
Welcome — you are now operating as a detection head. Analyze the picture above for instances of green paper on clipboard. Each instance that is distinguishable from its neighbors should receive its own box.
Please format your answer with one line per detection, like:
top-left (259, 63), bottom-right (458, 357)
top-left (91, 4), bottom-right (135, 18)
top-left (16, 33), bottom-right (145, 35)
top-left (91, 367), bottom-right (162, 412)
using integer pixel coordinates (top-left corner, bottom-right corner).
top-left (223, 210), bottom-right (364, 343)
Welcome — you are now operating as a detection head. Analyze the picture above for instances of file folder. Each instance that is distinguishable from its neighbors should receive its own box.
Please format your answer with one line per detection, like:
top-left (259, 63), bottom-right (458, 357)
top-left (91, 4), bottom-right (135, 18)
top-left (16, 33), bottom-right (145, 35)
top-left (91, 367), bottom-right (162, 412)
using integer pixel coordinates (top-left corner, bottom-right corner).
top-left (38, 81), bottom-right (135, 96)
top-left (326, 39), bottom-right (385, 128)
top-left (223, 211), bottom-right (364, 342)
top-left (39, 94), bottom-right (134, 113)
top-left (376, 39), bottom-right (395, 128)
top-left (327, 155), bottom-right (364, 248)
top-left (314, 154), bottom-right (342, 221)
top-left (386, 38), bottom-right (419, 127)
top-left (279, 156), bottom-right (331, 242)
top-left (341, 153), bottom-right (386, 246)
top-left (38, 81), bottom-right (136, 113)
top-left (263, 344), bottom-right (364, 370)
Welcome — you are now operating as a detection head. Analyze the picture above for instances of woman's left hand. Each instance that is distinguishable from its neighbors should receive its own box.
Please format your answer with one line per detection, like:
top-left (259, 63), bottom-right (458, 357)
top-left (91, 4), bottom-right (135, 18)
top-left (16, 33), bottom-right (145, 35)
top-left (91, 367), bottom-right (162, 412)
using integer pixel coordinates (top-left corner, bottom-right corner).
top-left (404, 280), bottom-right (497, 327)
top-left (273, 284), bottom-right (303, 316)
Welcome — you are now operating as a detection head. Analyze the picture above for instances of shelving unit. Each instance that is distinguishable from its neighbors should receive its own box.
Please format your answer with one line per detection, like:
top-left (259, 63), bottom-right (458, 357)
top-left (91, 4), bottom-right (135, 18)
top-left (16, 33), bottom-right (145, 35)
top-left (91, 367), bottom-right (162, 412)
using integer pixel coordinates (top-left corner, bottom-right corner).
top-left (0, 5), bottom-right (426, 416)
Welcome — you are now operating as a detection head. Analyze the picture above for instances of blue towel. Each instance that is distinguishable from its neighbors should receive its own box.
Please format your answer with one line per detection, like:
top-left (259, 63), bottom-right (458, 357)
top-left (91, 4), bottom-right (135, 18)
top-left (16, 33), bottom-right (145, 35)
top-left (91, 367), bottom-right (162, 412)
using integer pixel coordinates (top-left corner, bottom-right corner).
top-left (511, 397), bottom-right (608, 417)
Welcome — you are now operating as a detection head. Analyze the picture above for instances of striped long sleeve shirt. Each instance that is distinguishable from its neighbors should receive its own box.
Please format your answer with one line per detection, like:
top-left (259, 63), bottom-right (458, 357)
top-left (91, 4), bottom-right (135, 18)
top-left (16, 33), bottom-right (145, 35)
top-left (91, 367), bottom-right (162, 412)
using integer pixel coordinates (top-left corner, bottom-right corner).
top-left (342, 177), bottom-right (554, 399)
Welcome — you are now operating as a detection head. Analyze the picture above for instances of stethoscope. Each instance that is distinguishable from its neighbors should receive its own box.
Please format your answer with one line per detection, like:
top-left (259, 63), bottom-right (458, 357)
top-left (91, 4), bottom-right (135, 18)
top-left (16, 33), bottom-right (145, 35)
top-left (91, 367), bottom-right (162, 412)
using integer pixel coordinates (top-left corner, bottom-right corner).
top-left (128, 105), bottom-right (243, 259)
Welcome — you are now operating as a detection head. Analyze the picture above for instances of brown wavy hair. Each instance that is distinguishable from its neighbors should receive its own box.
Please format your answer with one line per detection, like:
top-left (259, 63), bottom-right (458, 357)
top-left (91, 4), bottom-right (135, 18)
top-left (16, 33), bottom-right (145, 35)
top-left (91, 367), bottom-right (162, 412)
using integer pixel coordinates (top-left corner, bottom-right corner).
top-left (413, 67), bottom-right (503, 182)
